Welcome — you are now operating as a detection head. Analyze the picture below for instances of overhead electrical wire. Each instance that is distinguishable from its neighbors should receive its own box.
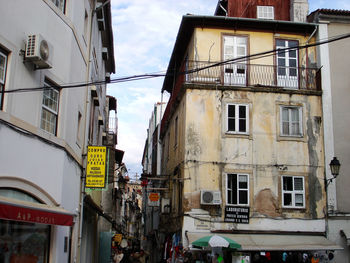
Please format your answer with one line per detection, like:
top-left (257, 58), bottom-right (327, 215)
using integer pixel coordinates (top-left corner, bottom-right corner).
top-left (3, 32), bottom-right (350, 94)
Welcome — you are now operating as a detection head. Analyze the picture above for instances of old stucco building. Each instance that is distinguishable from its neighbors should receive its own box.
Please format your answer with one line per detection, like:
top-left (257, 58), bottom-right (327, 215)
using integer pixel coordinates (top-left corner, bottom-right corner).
top-left (157, 0), bottom-right (341, 262)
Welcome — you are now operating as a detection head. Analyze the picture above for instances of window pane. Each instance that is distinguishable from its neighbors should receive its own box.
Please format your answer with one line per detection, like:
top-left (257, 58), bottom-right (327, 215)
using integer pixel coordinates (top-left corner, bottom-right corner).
top-left (289, 59), bottom-right (297, 68)
top-left (295, 194), bottom-right (304, 206)
top-left (228, 105), bottom-right (235, 117)
top-left (41, 108), bottom-right (57, 134)
top-left (288, 41), bottom-right (298, 48)
top-left (225, 46), bottom-right (234, 55)
top-left (283, 177), bottom-right (293, 191)
top-left (289, 50), bottom-right (297, 58)
top-left (282, 122), bottom-right (289, 134)
top-left (294, 178), bottom-right (303, 190)
top-left (228, 119), bottom-right (235, 131)
top-left (289, 68), bottom-right (297, 77)
top-left (238, 175), bottom-right (248, 189)
top-left (0, 53), bottom-right (6, 83)
top-left (277, 39), bottom-right (285, 47)
top-left (291, 108), bottom-right (299, 121)
top-left (282, 108), bottom-right (289, 121)
top-left (236, 37), bottom-right (246, 45)
top-left (231, 174), bottom-right (237, 204)
top-left (239, 190), bottom-right (248, 204)
top-left (291, 122), bottom-right (300, 135)
top-left (239, 105), bottom-right (246, 118)
top-left (239, 120), bottom-right (246, 132)
top-left (283, 193), bottom-right (292, 206)
top-left (278, 58), bottom-right (286, 66)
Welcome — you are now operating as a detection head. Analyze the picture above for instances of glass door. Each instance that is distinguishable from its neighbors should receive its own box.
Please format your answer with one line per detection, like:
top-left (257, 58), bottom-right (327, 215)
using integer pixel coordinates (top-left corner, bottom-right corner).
top-left (276, 39), bottom-right (299, 89)
top-left (223, 36), bottom-right (247, 86)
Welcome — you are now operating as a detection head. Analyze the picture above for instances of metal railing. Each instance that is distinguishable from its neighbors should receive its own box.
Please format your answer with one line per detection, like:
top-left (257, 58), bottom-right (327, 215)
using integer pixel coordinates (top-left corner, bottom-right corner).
top-left (184, 60), bottom-right (320, 90)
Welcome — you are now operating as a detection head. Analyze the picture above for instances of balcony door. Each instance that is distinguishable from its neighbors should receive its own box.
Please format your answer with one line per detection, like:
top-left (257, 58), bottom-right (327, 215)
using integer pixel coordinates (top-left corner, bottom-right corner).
top-left (223, 35), bottom-right (247, 86)
top-left (276, 39), bottom-right (299, 89)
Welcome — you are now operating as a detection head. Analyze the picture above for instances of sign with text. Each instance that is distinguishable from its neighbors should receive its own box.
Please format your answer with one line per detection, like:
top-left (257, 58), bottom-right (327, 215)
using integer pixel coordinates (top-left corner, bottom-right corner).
top-left (148, 192), bottom-right (160, 207)
top-left (86, 146), bottom-right (107, 188)
top-left (225, 206), bottom-right (250, 224)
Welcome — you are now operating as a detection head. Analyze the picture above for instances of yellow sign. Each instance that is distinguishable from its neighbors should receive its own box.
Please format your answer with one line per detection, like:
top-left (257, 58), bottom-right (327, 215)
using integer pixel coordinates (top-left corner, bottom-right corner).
top-left (113, 234), bottom-right (122, 244)
top-left (86, 146), bottom-right (107, 188)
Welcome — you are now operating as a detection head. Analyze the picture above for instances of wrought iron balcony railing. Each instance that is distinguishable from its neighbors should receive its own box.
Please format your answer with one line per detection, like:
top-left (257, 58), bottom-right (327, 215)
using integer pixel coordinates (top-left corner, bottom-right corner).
top-left (184, 60), bottom-right (320, 91)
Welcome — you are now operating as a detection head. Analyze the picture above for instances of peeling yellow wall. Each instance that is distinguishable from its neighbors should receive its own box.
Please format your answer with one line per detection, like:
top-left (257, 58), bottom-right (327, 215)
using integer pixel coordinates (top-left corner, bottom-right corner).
top-left (162, 27), bottom-right (323, 223)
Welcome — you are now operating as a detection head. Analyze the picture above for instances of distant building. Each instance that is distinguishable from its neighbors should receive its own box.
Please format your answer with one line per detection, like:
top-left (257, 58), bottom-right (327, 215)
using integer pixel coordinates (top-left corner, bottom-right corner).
top-left (156, 0), bottom-right (341, 262)
top-left (0, 0), bottom-right (115, 262)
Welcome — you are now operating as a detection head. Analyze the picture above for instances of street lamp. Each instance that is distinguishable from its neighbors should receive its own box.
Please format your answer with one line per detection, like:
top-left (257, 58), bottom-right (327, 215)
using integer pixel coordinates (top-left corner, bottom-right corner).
top-left (325, 157), bottom-right (341, 189)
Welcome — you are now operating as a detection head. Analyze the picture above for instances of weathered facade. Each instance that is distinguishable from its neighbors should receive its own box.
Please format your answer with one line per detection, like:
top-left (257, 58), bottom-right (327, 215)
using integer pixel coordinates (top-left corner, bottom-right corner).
top-left (158, 0), bottom-right (341, 262)
top-left (309, 9), bottom-right (350, 263)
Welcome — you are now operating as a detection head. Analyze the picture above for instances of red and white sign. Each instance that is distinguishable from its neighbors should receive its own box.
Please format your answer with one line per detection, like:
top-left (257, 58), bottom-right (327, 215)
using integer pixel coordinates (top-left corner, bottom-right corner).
top-left (148, 192), bottom-right (160, 207)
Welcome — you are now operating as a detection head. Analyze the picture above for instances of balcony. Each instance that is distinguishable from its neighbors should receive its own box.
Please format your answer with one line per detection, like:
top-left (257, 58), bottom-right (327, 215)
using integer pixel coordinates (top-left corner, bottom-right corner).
top-left (185, 60), bottom-right (320, 91)
top-left (103, 116), bottom-right (118, 146)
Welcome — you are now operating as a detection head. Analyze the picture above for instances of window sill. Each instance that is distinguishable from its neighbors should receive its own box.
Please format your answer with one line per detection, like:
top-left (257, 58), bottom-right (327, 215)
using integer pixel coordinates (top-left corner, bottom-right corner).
top-left (223, 132), bottom-right (252, 140)
top-left (277, 135), bottom-right (306, 142)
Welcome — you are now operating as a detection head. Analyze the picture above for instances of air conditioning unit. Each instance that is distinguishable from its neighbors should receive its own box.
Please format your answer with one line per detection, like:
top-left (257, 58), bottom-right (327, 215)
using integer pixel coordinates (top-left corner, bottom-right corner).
top-left (25, 34), bottom-right (52, 69)
top-left (200, 190), bottom-right (221, 205)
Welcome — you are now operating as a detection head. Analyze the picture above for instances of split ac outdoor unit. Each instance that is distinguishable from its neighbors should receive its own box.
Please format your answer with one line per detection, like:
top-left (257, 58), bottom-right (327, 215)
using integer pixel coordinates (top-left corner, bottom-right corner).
top-left (25, 34), bottom-right (52, 69)
top-left (200, 190), bottom-right (222, 205)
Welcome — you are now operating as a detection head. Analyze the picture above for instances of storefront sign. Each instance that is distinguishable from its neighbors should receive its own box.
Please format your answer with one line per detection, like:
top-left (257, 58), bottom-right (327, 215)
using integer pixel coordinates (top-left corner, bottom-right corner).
top-left (225, 206), bottom-right (250, 224)
top-left (0, 202), bottom-right (74, 226)
top-left (86, 146), bottom-right (107, 188)
top-left (148, 192), bottom-right (160, 206)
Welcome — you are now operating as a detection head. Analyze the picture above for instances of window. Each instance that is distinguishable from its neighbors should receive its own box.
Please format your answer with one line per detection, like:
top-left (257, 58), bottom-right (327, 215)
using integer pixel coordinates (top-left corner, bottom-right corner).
top-left (276, 39), bottom-right (299, 89)
top-left (257, 6), bottom-right (274, 19)
top-left (0, 49), bottom-right (8, 110)
top-left (282, 176), bottom-right (305, 208)
top-left (280, 106), bottom-right (302, 136)
top-left (226, 104), bottom-right (249, 134)
top-left (41, 80), bottom-right (60, 135)
top-left (223, 35), bottom-right (247, 86)
top-left (51, 0), bottom-right (66, 13)
top-left (227, 173), bottom-right (249, 205)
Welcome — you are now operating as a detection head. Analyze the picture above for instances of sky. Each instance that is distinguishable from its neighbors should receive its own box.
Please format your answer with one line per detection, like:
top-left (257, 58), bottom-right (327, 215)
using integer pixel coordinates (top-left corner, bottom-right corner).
top-left (107, 0), bottom-right (350, 179)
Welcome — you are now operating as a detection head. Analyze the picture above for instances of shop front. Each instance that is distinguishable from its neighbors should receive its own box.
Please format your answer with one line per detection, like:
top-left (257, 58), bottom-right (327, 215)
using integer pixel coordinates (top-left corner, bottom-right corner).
top-left (186, 232), bottom-right (343, 263)
top-left (0, 194), bottom-right (74, 263)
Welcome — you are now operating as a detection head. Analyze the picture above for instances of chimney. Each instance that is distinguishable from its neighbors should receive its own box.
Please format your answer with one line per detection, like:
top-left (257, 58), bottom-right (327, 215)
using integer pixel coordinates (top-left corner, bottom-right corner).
top-left (290, 0), bottom-right (309, 22)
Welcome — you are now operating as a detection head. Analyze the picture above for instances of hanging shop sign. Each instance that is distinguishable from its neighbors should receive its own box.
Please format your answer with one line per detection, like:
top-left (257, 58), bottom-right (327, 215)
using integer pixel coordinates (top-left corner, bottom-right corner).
top-left (148, 192), bottom-right (160, 207)
top-left (225, 206), bottom-right (250, 224)
top-left (86, 146), bottom-right (107, 188)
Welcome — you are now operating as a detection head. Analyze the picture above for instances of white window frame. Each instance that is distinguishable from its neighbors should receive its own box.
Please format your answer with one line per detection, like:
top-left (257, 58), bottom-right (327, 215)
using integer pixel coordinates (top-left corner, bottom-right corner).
top-left (41, 81), bottom-right (59, 135)
top-left (226, 103), bottom-right (249, 134)
top-left (257, 6), bottom-right (274, 19)
top-left (0, 50), bottom-right (8, 110)
top-left (226, 173), bottom-right (249, 206)
top-left (280, 106), bottom-right (303, 137)
top-left (282, 176), bottom-right (305, 208)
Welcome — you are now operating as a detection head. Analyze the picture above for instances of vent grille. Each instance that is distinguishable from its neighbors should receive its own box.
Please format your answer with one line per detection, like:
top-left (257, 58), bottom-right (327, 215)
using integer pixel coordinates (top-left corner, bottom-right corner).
top-left (26, 35), bottom-right (36, 57)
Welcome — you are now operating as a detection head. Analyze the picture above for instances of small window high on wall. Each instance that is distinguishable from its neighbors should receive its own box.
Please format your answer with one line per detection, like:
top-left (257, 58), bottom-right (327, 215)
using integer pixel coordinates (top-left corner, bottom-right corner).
top-left (257, 6), bottom-right (274, 20)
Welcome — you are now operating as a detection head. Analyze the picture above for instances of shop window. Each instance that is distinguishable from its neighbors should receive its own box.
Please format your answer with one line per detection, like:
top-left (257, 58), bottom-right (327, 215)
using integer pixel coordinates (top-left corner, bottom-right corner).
top-left (282, 176), bottom-right (305, 208)
top-left (0, 189), bottom-right (50, 263)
